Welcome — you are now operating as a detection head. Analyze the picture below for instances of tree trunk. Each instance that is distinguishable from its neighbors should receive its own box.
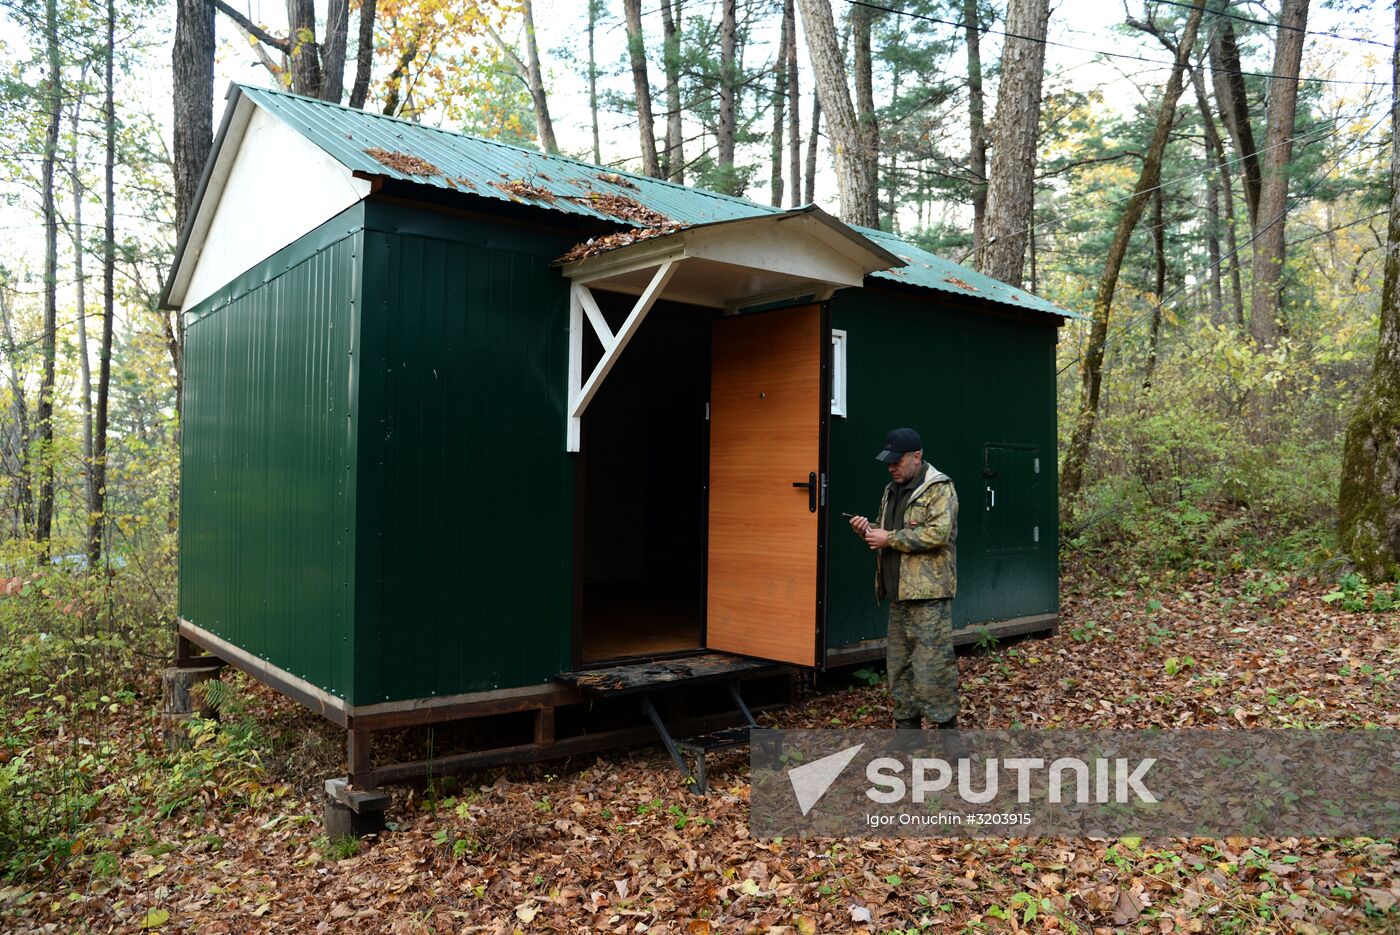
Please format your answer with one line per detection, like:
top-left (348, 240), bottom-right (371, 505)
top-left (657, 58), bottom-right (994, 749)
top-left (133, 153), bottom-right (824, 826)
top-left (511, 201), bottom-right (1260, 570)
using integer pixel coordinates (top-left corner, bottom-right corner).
top-left (796, 0), bottom-right (877, 227)
top-left (348, 0), bottom-right (376, 109)
top-left (93, 0), bottom-right (116, 563)
top-left (286, 0), bottom-right (324, 97)
top-left (851, 0), bottom-right (879, 226)
top-left (173, 0), bottom-right (215, 237)
top-left (770, 4), bottom-right (790, 207)
top-left (37, 0), bottom-right (61, 560)
top-left (322, 0), bottom-right (349, 102)
top-left (1144, 186), bottom-right (1166, 390)
top-left (622, 0), bottom-right (660, 177)
top-left (520, 0), bottom-right (558, 153)
top-left (1209, 18), bottom-right (1262, 227)
top-left (964, 0), bottom-right (988, 261)
top-left (805, 92), bottom-right (820, 204)
top-left (717, 0), bottom-right (737, 187)
top-left (589, 0), bottom-right (601, 164)
top-left (1249, 0), bottom-right (1310, 346)
top-left (786, 0), bottom-right (800, 206)
top-left (1190, 65), bottom-right (1225, 323)
top-left (659, 0), bottom-right (684, 181)
top-left (0, 286), bottom-right (34, 538)
top-left (980, 0), bottom-right (1050, 287)
top-left (69, 85), bottom-right (94, 559)
top-left (1339, 0), bottom-right (1400, 581)
top-left (1061, 0), bottom-right (1203, 503)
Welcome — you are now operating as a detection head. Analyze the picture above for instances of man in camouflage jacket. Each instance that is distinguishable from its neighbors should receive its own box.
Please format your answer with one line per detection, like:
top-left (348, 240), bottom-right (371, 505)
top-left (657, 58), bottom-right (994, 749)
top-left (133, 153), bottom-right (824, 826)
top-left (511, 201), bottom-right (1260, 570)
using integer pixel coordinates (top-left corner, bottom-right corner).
top-left (848, 427), bottom-right (960, 736)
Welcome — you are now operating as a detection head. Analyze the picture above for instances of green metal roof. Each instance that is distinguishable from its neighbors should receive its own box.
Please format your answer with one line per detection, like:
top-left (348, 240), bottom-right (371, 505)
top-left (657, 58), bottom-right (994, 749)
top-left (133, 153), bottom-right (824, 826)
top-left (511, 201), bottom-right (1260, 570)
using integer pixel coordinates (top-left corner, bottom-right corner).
top-left (237, 84), bottom-right (1075, 320)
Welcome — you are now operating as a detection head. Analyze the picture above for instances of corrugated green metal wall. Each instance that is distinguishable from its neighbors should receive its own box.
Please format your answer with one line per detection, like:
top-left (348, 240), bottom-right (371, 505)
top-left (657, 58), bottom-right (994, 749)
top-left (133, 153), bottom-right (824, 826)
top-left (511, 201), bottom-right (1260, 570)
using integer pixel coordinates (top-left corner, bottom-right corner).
top-left (352, 203), bottom-right (576, 704)
top-left (825, 289), bottom-right (1060, 650)
top-left (180, 208), bottom-right (365, 699)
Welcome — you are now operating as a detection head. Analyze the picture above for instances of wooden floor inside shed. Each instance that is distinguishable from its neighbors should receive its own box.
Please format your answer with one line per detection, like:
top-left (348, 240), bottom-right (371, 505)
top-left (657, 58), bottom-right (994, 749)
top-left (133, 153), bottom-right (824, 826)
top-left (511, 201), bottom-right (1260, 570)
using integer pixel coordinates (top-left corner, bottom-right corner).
top-left (580, 585), bottom-right (702, 663)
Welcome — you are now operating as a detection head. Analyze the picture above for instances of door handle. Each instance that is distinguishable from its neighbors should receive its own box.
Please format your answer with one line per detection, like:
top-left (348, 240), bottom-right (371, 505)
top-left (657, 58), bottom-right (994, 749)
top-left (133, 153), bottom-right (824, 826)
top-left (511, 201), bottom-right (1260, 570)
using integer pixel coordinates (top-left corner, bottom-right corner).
top-left (986, 486), bottom-right (995, 510)
top-left (792, 472), bottom-right (817, 512)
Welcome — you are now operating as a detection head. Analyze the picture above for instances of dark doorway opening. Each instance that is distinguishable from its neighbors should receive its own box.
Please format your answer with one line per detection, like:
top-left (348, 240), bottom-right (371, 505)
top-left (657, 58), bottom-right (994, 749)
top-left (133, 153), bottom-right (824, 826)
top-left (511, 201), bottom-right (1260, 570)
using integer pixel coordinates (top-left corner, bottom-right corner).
top-left (577, 296), bottom-right (713, 664)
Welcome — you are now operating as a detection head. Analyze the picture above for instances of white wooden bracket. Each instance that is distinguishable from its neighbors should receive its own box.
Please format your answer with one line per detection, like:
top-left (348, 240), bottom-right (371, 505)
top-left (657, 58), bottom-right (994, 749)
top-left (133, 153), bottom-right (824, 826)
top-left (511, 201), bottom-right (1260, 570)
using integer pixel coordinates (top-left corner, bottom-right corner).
top-left (567, 260), bottom-right (680, 451)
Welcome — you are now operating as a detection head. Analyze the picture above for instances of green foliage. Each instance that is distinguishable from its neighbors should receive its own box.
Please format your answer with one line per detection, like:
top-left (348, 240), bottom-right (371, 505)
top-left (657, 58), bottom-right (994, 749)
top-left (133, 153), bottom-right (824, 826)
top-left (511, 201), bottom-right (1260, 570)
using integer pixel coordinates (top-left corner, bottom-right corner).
top-left (1323, 574), bottom-right (1400, 613)
top-left (852, 667), bottom-right (885, 687)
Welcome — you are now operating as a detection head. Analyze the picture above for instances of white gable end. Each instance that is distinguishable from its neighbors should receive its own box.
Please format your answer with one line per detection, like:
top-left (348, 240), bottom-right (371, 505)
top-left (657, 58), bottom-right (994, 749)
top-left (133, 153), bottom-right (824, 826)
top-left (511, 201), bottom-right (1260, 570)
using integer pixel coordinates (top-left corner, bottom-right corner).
top-left (178, 101), bottom-right (372, 312)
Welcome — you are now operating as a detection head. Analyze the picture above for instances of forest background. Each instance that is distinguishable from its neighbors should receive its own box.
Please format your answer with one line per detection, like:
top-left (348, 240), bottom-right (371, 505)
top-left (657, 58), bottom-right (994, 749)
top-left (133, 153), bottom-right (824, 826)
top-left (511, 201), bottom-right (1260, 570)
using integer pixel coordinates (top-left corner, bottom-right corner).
top-left (0, 0), bottom-right (1396, 922)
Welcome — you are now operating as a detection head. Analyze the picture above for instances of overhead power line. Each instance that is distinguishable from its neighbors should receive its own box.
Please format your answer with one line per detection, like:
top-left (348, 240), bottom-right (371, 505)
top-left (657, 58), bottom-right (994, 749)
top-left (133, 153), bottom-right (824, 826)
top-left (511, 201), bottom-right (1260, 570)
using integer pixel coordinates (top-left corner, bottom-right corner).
top-left (843, 0), bottom-right (1389, 87)
top-left (1154, 0), bottom-right (1391, 50)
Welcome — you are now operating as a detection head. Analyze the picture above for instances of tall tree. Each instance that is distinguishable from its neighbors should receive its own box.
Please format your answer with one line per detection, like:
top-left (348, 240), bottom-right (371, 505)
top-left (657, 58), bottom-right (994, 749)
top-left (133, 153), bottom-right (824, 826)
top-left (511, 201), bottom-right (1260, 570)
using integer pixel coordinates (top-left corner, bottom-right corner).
top-left (717, 0), bottom-right (738, 186)
top-left (963, 0), bottom-right (988, 259)
top-left (1209, 16), bottom-right (1261, 226)
top-left (1249, 0), bottom-right (1310, 345)
top-left (322, 0), bottom-right (350, 103)
top-left (286, 0), bottom-right (324, 96)
top-left (622, 0), bottom-right (661, 176)
top-left (173, 0), bottom-right (214, 237)
top-left (804, 93), bottom-right (820, 204)
top-left (785, 0), bottom-right (801, 207)
top-left (480, 0), bottom-right (559, 152)
top-left (770, 6), bottom-right (790, 207)
top-left (588, 0), bottom-right (601, 163)
top-left (979, 0), bottom-right (1050, 287)
top-left (67, 80), bottom-right (94, 558)
top-left (1339, 0), bottom-right (1400, 580)
top-left (659, 0), bottom-right (684, 181)
top-left (348, 0), bottom-right (376, 108)
top-left (92, 0), bottom-right (116, 563)
top-left (796, 0), bottom-right (878, 227)
top-left (36, 0), bottom-right (61, 559)
top-left (0, 284), bottom-right (33, 538)
top-left (851, 0), bottom-right (879, 225)
top-left (1061, 0), bottom-right (1204, 503)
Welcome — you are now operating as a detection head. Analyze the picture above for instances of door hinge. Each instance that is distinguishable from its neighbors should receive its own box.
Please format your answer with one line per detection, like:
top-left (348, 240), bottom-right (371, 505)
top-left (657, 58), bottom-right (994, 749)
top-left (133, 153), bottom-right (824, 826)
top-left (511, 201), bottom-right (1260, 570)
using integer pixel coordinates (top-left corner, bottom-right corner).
top-left (705, 402), bottom-right (710, 421)
top-left (1033, 525), bottom-right (1040, 543)
top-left (1034, 457), bottom-right (1040, 474)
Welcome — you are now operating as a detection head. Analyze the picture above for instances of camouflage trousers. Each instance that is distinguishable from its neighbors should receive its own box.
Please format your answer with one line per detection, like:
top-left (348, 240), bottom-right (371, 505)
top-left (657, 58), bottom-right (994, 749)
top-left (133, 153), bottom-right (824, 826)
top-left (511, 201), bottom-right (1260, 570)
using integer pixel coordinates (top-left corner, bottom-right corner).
top-left (886, 598), bottom-right (959, 724)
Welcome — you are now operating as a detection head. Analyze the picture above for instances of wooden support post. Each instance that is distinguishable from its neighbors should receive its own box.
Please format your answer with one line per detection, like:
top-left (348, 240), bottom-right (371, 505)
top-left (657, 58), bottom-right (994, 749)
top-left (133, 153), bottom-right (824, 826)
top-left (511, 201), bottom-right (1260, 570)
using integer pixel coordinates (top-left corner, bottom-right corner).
top-left (159, 663), bottom-right (224, 751)
top-left (324, 778), bottom-right (389, 839)
top-left (347, 726), bottom-right (372, 787)
top-left (534, 706), bottom-right (555, 747)
top-left (174, 631), bottom-right (202, 666)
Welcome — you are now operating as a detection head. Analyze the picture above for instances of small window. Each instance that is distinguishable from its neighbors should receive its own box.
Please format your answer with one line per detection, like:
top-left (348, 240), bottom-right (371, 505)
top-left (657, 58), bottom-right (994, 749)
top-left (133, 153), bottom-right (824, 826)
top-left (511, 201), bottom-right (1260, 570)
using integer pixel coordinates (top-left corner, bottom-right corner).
top-left (831, 329), bottom-right (848, 418)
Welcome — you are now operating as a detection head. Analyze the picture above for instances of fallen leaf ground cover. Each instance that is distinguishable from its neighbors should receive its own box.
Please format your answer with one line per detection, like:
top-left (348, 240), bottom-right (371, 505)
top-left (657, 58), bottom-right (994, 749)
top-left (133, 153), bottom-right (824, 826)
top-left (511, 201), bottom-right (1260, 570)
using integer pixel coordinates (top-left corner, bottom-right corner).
top-left (2, 567), bottom-right (1397, 933)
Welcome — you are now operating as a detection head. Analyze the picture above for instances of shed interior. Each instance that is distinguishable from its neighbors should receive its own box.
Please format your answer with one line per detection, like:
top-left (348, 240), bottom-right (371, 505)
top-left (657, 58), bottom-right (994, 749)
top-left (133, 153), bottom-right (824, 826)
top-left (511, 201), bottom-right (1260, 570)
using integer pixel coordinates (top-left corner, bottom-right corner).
top-left (578, 294), bottom-right (712, 664)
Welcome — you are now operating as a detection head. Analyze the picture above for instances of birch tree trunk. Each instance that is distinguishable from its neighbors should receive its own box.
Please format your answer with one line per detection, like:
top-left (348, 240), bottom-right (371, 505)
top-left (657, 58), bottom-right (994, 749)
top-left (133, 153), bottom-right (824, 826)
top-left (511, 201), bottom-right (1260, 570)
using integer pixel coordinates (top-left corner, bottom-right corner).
top-left (980, 0), bottom-right (1050, 287)
top-left (37, 0), bottom-right (61, 559)
top-left (1249, 0), bottom-right (1310, 345)
top-left (1339, 0), bottom-right (1400, 581)
top-left (1190, 65), bottom-right (1225, 322)
top-left (964, 0), bottom-right (988, 260)
top-left (348, 0), bottom-right (376, 109)
top-left (68, 88), bottom-right (94, 556)
top-left (660, 0), bottom-right (684, 181)
top-left (622, 0), bottom-right (660, 177)
top-left (1061, 0), bottom-right (1204, 503)
top-left (796, 0), bottom-right (877, 227)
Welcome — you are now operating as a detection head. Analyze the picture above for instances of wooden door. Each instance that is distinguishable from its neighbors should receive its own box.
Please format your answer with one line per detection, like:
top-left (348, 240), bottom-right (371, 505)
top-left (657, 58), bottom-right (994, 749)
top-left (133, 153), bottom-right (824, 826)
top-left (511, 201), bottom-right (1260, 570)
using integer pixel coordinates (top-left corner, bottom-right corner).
top-left (706, 304), bottom-right (827, 667)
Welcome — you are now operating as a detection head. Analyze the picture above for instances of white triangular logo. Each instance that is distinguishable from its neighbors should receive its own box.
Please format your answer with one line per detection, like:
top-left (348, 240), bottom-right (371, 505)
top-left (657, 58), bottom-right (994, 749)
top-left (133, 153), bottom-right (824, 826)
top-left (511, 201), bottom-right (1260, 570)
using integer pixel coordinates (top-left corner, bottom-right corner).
top-left (787, 743), bottom-right (865, 816)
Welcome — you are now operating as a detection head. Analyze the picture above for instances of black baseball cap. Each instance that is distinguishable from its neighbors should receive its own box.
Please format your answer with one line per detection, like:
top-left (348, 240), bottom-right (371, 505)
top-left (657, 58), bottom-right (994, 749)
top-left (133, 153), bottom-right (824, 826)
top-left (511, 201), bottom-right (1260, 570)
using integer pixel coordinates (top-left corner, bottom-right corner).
top-left (875, 427), bottom-right (923, 463)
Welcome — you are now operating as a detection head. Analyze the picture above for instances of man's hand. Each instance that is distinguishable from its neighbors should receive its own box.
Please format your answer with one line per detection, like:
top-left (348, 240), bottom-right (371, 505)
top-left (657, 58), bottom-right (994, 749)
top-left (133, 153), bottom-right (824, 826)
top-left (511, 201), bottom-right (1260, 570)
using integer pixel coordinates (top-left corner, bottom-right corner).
top-left (848, 514), bottom-right (872, 537)
top-left (863, 527), bottom-right (893, 550)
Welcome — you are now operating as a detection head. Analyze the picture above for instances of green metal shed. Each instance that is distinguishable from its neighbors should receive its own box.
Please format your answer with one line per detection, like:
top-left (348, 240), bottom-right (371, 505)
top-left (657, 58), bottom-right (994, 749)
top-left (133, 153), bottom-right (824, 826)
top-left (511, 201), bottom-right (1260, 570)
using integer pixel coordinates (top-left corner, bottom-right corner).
top-left (161, 84), bottom-right (1072, 792)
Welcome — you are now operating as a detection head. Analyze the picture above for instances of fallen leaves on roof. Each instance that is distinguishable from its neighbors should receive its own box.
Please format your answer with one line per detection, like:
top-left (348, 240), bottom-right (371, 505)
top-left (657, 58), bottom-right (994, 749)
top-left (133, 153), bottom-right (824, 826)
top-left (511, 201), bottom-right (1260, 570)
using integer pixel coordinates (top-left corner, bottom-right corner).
top-left (567, 192), bottom-right (671, 227)
top-left (943, 276), bottom-right (979, 292)
top-left (596, 171), bottom-right (638, 190)
top-left (363, 147), bottom-right (441, 176)
top-left (557, 223), bottom-right (687, 264)
top-left (490, 179), bottom-right (558, 203)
